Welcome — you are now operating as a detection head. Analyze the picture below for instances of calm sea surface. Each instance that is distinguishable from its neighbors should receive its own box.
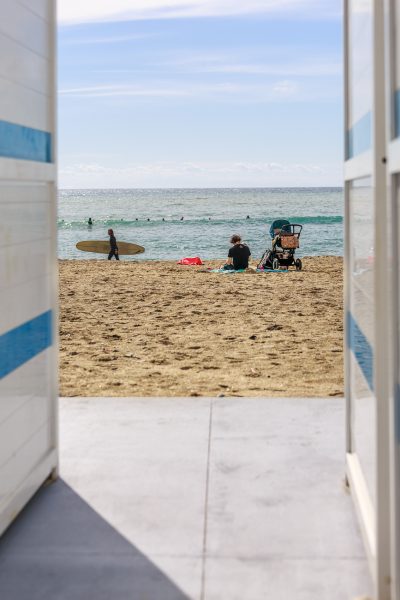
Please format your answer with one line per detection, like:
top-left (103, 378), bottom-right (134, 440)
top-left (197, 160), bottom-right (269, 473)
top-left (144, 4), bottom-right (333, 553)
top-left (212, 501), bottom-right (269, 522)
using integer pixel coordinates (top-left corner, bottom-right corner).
top-left (58, 188), bottom-right (343, 260)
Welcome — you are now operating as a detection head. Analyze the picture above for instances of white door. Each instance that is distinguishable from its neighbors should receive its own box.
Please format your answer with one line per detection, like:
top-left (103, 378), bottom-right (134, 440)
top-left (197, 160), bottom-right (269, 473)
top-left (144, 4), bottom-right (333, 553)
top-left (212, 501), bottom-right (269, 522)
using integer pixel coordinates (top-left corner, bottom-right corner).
top-left (0, 0), bottom-right (58, 535)
top-left (344, 1), bottom-right (391, 597)
top-left (384, 1), bottom-right (400, 597)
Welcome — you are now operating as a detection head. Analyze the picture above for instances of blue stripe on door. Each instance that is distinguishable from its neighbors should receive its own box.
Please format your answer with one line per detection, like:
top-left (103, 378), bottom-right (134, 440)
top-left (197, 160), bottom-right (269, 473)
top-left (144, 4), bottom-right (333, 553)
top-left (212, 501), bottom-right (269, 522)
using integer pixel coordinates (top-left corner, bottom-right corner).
top-left (346, 112), bottom-right (372, 159)
top-left (347, 311), bottom-right (374, 392)
top-left (396, 385), bottom-right (400, 444)
top-left (0, 120), bottom-right (52, 163)
top-left (0, 311), bottom-right (53, 379)
top-left (395, 89), bottom-right (400, 139)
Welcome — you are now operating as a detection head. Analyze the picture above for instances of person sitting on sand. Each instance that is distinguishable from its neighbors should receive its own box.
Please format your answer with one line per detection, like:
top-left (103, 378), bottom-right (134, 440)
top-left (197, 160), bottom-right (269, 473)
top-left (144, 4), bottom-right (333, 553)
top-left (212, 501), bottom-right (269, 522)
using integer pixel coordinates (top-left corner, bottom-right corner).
top-left (224, 234), bottom-right (251, 270)
top-left (108, 228), bottom-right (119, 261)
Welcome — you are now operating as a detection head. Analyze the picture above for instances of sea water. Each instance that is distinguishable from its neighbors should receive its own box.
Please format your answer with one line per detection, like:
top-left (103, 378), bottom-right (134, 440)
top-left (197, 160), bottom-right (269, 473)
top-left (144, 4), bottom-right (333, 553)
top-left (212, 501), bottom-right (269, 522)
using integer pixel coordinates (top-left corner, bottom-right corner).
top-left (58, 188), bottom-right (343, 260)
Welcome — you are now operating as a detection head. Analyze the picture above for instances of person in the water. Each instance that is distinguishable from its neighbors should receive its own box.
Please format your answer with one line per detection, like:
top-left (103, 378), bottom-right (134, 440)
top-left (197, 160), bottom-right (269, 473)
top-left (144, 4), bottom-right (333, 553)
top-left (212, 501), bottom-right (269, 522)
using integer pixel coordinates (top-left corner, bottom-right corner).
top-left (107, 228), bottom-right (119, 260)
top-left (88, 217), bottom-right (93, 226)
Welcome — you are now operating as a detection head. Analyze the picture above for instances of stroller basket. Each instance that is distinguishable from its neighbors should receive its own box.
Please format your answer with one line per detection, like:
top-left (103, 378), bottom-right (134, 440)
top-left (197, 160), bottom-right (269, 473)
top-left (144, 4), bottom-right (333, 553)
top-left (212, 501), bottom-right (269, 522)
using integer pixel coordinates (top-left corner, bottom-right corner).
top-left (279, 224), bottom-right (302, 249)
top-left (280, 234), bottom-right (299, 249)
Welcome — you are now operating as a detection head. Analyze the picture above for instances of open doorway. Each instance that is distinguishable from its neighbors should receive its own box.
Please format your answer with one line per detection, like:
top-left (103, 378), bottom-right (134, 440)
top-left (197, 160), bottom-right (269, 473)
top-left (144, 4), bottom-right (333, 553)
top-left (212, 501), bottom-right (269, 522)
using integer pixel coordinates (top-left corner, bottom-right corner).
top-left (57, 2), bottom-right (344, 399)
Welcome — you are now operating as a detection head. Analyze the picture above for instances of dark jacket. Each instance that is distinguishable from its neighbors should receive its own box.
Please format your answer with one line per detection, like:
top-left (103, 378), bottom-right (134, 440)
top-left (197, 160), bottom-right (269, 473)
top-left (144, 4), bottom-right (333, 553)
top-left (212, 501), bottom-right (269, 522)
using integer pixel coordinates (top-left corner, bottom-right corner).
top-left (109, 235), bottom-right (118, 250)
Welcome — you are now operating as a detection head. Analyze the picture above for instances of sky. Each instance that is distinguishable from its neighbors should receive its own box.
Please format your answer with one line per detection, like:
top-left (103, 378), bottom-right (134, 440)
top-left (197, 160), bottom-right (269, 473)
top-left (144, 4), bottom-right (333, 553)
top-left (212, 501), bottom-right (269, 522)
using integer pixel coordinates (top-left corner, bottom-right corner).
top-left (58, 0), bottom-right (343, 188)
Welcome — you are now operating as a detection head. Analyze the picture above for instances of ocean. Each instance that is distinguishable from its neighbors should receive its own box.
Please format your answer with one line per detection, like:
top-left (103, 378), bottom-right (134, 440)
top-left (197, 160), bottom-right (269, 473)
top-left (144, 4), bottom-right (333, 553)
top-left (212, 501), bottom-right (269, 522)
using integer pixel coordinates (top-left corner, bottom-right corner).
top-left (58, 188), bottom-right (343, 260)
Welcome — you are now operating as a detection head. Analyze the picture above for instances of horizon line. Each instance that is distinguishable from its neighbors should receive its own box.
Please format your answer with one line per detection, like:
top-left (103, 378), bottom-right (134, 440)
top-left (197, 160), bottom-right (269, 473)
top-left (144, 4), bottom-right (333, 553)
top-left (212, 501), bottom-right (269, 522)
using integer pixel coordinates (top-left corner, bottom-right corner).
top-left (59, 185), bottom-right (344, 191)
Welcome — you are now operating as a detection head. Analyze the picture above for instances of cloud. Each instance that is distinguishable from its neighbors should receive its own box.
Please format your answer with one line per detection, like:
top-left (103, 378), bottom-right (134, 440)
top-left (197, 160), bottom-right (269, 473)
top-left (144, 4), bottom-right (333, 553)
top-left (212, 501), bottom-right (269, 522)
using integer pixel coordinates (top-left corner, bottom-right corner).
top-left (58, 0), bottom-right (341, 24)
top-left (59, 159), bottom-right (339, 189)
top-left (60, 160), bottom-right (326, 176)
top-left (184, 61), bottom-right (342, 77)
top-left (153, 50), bottom-right (342, 78)
top-left (59, 84), bottom-right (193, 98)
top-left (89, 56), bottom-right (342, 80)
top-left (59, 79), bottom-right (338, 102)
top-left (60, 33), bottom-right (156, 45)
top-left (272, 80), bottom-right (298, 96)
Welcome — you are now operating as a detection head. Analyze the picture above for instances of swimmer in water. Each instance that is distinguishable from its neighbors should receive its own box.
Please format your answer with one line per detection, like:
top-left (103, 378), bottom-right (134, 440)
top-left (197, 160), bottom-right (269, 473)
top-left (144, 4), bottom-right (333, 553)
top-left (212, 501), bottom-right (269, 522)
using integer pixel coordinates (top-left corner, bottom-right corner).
top-left (246, 215), bottom-right (250, 219)
top-left (88, 217), bottom-right (93, 226)
top-left (180, 216), bottom-right (184, 221)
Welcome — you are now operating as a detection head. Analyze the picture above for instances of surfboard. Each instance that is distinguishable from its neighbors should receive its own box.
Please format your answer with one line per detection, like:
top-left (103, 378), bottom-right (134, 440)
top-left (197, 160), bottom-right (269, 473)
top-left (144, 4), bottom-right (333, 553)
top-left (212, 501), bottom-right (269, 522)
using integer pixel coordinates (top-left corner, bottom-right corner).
top-left (76, 240), bottom-right (145, 255)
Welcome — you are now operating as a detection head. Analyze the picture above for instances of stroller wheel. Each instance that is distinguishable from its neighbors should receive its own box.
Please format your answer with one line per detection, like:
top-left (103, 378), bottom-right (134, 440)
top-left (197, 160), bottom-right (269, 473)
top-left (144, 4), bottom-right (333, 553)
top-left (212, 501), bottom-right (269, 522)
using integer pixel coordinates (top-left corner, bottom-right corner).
top-left (272, 258), bottom-right (280, 270)
top-left (295, 258), bottom-right (302, 271)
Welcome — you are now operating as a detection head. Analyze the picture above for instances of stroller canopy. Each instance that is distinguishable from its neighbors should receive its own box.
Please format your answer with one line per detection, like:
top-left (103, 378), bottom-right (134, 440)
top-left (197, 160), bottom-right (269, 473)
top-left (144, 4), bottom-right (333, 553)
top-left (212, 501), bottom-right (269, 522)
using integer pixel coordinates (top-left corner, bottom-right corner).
top-left (269, 219), bottom-right (290, 239)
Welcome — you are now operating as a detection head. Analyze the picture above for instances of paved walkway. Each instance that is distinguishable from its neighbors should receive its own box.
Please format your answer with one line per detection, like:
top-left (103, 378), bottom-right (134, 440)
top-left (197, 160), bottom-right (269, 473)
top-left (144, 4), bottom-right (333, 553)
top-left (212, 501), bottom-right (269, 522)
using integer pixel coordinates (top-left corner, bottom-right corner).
top-left (0, 397), bottom-right (372, 599)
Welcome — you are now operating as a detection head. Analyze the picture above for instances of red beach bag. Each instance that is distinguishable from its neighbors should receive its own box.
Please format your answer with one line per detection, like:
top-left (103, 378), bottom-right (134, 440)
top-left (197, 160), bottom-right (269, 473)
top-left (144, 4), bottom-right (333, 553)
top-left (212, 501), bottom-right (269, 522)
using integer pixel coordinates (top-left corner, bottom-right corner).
top-left (177, 257), bottom-right (203, 265)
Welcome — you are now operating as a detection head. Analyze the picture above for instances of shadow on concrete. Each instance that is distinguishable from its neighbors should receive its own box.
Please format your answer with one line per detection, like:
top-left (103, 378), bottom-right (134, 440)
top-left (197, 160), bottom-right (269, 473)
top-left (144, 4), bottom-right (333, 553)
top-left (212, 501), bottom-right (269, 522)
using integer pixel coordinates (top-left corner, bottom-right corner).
top-left (0, 479), bottom-right (190, 600)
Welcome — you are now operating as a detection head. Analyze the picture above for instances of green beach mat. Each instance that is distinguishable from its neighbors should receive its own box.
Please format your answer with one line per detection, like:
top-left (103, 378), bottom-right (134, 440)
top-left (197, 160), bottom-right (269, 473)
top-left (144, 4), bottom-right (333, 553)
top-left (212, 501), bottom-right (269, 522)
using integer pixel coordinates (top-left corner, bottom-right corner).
top-left (207, 268), bottom-right (288, 274)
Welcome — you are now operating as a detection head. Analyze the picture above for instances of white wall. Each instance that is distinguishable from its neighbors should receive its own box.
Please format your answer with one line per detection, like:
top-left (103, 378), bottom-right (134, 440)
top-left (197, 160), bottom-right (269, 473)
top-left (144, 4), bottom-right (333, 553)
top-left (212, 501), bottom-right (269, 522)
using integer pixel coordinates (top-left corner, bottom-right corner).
top-left (0, 0), bottom-right (57, 535)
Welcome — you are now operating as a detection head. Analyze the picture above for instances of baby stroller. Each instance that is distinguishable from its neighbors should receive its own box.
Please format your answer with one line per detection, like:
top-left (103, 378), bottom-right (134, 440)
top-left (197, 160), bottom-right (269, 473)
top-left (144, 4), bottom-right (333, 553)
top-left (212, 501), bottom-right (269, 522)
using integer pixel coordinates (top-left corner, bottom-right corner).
top-left (258, 219), bottom-right (303, 271)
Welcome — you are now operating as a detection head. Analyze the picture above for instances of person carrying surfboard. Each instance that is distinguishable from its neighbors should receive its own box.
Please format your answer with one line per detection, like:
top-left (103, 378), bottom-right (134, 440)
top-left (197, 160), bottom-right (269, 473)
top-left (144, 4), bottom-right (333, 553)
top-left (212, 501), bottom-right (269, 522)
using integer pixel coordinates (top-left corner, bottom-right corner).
top-left (108, 228), bottom-right (119, 261)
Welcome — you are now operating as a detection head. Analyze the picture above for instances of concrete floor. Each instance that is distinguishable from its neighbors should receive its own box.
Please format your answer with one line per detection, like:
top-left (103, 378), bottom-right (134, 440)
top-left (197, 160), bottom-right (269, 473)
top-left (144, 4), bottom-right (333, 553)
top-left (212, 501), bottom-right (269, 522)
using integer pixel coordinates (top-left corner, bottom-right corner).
top-left (0, 397), bottom-right (372, 599)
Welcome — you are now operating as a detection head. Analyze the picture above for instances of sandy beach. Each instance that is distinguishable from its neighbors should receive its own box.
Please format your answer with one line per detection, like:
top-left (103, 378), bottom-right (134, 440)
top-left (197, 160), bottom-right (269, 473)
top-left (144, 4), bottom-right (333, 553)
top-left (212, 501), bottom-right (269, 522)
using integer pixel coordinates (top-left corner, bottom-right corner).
top-left (59, 256), bottom-right (343, 397)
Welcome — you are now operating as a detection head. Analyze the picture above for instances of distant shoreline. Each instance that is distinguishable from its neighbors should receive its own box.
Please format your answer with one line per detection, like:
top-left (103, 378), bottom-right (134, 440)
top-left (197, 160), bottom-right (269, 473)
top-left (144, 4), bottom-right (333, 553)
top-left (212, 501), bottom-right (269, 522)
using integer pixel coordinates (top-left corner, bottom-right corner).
top-left (58, 186), bottom-right (345, 192)
top-left (58, 254), bottom-right (344, 262)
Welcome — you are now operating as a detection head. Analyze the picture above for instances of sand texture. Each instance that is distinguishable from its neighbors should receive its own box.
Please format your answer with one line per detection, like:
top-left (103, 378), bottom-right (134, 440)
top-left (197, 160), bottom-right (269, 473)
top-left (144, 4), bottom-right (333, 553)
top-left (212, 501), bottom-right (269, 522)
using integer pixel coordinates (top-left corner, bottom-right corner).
top-left (59, 257), bottom-right (343, 397)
